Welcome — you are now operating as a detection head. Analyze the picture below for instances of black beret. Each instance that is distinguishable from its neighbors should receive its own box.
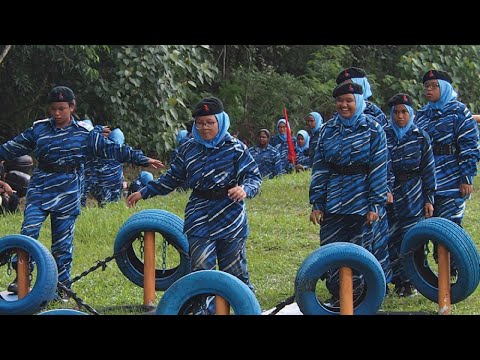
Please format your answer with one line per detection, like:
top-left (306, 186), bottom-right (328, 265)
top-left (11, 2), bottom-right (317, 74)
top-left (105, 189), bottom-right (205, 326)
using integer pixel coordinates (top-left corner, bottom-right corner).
top-left (192, 96), bottom-right (224, 117)
top-left (336, 67), bottom-right (367, 84)
top-left (388, 93), bottom-right (414, 108)
top-left (332, 82), bottom-right (363, 98)
top-left (422, 69), bottom-right (452, 84)
top-left (48, 86), bottom-right (75, 103)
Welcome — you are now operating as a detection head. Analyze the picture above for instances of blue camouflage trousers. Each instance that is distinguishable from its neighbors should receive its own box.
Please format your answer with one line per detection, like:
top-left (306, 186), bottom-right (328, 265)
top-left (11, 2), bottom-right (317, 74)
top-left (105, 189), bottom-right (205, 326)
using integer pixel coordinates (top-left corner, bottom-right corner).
top-left (18, 204), bottom-right (76, 287)
top-left (320, 211), bottom-right (391, 299)
top-left (386, 211), bottom-right (421, 285)
top-left (432, 196), bottom-right (465, 273)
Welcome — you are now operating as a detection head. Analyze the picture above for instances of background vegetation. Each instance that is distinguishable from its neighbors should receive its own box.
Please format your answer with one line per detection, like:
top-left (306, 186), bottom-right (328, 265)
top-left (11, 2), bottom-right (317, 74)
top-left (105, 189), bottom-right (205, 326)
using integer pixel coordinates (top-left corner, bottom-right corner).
top-left (2, 45), bottom-right (480, 156)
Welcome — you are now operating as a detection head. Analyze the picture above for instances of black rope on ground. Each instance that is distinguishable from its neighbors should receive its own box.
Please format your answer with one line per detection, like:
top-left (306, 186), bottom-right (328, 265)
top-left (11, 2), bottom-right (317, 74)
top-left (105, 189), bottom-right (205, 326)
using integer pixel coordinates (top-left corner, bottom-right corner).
top-left (64, 254), bottom-right (117, 287)
top-left (267, 295), bottom-right (295, 315)
top-left (57, 282), bottom-right (100, 315)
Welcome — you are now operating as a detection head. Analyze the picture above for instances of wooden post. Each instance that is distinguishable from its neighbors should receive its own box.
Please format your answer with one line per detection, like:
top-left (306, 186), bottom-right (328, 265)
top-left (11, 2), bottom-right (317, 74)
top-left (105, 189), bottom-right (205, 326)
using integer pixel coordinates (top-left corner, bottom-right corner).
top-left (143, 231), bottom-right (156, 307)
top-left (339, 267), bottom-right (354, 315)
top-left (437, 244), bottom-right (451, 315)
top-left (17, 249), bottom-right (30, 299)
top-left (215, 295), bottom-right (230, 315)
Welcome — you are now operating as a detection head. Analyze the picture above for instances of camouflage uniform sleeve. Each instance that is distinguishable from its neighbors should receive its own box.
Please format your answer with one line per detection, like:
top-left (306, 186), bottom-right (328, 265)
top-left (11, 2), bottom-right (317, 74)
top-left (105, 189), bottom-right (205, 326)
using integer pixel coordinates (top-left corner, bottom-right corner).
top-left (87, 130), bottom-right (149, 166)
top-left (0, 126), bottom-right (36, 161)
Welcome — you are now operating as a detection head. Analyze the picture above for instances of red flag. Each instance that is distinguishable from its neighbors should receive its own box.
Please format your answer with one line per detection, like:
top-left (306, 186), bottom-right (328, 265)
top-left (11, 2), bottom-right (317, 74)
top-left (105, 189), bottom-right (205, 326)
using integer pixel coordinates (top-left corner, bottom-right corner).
top-left (283, 107), bottom-right (297, 165)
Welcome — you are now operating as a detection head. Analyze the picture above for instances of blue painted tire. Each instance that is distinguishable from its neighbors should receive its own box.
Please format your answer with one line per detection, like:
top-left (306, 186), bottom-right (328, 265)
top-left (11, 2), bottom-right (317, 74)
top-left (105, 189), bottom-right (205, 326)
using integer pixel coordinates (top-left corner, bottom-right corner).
top-left (401, 217), bottom-right (480, 304)
top-left (295, 242), bottom-right (386, 315)
top-left (38, 309), bottom-right (88, 315)
top-left (0, 234), bottom-right (58, 315)
top-left (156, 270), bottom-right (261, 315)
top-left (114, 209), bottom-right (190, 291)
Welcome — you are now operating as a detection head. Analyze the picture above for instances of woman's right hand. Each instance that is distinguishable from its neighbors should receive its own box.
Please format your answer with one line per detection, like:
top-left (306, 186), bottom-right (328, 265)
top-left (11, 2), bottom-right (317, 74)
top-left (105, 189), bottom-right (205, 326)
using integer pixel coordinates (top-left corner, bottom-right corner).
top-left (310, 210), bottom-right (324, 225)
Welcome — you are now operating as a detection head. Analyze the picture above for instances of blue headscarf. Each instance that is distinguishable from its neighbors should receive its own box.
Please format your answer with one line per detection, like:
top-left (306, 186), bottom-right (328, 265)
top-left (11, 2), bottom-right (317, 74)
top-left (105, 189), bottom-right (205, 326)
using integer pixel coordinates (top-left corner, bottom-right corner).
top-left (352, 77), bottom-right (373, 100)
top-left (308, 112), bottom-right (323, 133)
top-left (276, 119), bottom-right (287, 141)
top-left (390, 104), bottom-right (414, 141)
top-left (296, 130), bottom-right (310, 152)
top-left (192, 111), bottom-right (230, 148)
top-left (338, 93), bottom-right (366, 127)
top-left (176, 129), bottom-right (189, 145)
top-left (109, 128), bottom-right (125, 144)
top-left (428, 79), bottom-right (458, 110)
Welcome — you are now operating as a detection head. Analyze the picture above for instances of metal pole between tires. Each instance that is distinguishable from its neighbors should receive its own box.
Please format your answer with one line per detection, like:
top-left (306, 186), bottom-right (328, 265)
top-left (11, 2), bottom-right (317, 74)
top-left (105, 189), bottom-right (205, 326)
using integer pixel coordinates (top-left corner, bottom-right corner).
top-left (339, 267), bottom-right (354, 315)
top-left (437, 244), bottom-right (451, 315)
top-left (17, 249), bottom-right (29, 299)
top-left (215, 295), bottom-right (230, 315)
top-left (143, 231), bottom-right (156, 307)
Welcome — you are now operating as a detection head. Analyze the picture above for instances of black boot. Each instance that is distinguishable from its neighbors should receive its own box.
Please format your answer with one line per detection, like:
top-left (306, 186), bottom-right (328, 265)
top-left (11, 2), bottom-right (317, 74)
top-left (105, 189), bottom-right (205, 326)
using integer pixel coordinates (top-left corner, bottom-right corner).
top-left (7, 277), bottom-right (18, 294)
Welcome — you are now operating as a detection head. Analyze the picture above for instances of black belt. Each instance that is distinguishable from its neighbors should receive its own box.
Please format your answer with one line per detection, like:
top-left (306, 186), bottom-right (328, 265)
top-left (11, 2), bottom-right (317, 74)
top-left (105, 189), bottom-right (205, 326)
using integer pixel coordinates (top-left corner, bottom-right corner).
top-left (394, 170), bottom-right (419, 183)
top-left (38, 162), bottom-right (80, 174)
top-left (432, 144), bottom-right (456, 156)
top-left (192, 185), bottom-right (236, 201)
top-left (328, 162), bottom-right (369, 175)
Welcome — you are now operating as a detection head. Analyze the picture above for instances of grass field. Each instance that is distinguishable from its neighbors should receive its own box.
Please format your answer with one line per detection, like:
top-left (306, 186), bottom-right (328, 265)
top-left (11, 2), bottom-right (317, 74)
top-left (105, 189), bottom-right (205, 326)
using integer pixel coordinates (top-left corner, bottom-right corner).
top-left (1, 167), bottom-right (479, 315)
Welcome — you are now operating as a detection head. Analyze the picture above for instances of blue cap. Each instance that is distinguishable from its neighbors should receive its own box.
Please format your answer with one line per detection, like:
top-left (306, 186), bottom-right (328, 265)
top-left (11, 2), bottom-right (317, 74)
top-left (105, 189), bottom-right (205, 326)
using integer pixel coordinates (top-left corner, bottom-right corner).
top-left (109, 128), bottom-right (125, 144)
top-left (140, 171), bottom-right (154, 186)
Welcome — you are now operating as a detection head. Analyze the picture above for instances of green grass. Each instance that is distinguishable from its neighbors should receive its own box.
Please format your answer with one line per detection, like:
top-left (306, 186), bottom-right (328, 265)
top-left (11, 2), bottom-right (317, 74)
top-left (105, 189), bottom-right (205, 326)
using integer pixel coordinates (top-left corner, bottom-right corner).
top-left (1, 169), bottom-right (479, 315)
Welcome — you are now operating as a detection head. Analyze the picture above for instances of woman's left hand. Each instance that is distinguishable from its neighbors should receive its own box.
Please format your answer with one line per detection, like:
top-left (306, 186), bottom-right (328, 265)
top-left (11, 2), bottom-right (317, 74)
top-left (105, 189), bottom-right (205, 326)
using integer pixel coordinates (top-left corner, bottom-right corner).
top-left (228, 185), bottom-right (246, 202)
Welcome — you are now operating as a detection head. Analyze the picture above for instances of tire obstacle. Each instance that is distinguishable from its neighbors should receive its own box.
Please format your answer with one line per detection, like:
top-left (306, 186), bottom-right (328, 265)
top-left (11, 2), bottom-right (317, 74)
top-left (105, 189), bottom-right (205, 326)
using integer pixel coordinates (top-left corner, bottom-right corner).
top-left (0, 234), bottom-right (58, 315)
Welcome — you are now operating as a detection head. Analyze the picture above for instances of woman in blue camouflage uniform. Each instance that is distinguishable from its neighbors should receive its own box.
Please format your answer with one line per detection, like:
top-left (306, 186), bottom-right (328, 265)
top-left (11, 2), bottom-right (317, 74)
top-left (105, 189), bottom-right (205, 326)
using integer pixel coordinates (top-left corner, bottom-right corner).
top-left (269, 119), bottom-right (296, 175)
top-left (127, 96), bottom-right (262, 314)
top-left (415, 70), bottom-right (479, 225)
top-left (82, 125), bottom-right (126, 207)
top-left (309, 82), bottom-right (391, 305)
top-left (0, 86), bottom-right (163, 296)
top-left (385, 93), bottom-right (436, 296)
top-left (305, 112), bottom-right (323, 168)
top-left (415, 70), bottom-right (480, 277)
top-left (248, 129), bottom-right (282, 179)
top-left (294, 130), bottom-right (310, 172)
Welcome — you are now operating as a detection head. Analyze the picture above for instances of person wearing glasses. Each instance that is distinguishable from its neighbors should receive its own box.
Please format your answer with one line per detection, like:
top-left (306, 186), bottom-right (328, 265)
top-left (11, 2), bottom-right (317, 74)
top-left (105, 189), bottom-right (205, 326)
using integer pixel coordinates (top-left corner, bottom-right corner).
top-left (305, 112), bottom-right (323, 168)
top-left (415, 70), bottom-right (480, 278)
top-left (127, 96), bottom-right (262, 314)
top-left (384, 93), bottom-right (436, 297)
top-left (415, 70), bottom-right (479, 226)
top-left (309, 82), bottom-right (391, 306)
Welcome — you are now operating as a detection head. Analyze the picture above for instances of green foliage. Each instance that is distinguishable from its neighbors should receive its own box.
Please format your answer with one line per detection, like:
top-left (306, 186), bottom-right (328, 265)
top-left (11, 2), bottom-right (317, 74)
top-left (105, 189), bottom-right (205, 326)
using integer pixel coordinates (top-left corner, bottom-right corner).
top-left (302, 45), bottom-right (351, 119)
top-left (91, 45), bottom-right (218, 157)
top-left (218, 65), bottom-right (314, 144)
top-left (391, 45), bottom-right (480, 113)
top-left (0, 45), bottom-right (107, 141)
